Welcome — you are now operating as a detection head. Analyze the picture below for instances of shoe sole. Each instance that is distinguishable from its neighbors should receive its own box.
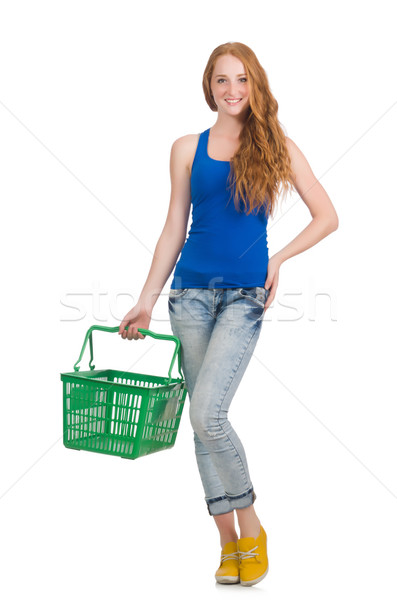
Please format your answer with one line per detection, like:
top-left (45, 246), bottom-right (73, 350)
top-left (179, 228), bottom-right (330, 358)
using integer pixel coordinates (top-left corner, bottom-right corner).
top-left (215, 575), bottom-right (240, 584)
top-left (239, 563), bottom-right (269, 587)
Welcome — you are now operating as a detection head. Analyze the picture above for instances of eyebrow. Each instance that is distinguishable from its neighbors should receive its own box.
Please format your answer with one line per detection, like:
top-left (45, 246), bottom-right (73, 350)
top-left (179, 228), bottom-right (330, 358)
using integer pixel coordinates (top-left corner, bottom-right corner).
top-left (215, 73), bottom-right (247, 77)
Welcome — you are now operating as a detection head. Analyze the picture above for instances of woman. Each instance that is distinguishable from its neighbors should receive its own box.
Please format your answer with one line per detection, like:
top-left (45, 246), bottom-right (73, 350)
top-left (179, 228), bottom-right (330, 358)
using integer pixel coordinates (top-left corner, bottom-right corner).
top-left (118, 42), bottom-right (338, 586)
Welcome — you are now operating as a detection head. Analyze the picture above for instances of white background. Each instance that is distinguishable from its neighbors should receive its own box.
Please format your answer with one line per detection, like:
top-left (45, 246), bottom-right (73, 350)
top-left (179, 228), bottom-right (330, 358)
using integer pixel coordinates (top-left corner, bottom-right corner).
top-left (0, 1), bottom-right (396, 598)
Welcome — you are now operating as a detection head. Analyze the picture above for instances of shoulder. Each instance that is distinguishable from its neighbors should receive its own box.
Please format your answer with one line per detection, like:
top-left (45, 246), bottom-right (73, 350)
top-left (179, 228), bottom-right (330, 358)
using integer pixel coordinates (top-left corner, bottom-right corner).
top-left (285, 136), bottom-right (301, 160)
top-left (171, 133), bottom-right (200, 154)
top-left (171, 133), bottom-right (201, 173)
top-left (285, 136), bottom-right (313, 167)
top-left (284, 136), bottom-right (315, 180)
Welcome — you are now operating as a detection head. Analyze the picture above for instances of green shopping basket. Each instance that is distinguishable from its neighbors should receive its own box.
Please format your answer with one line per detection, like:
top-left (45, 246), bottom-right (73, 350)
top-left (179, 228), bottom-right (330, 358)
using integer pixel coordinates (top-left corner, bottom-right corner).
top-left (60, 325), bottom-right (187, 460)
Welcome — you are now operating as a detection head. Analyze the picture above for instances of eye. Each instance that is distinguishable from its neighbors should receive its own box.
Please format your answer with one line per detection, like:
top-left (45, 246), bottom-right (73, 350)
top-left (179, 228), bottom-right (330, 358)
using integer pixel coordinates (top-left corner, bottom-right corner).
top-left (216, 77), bottom-right (247, 84)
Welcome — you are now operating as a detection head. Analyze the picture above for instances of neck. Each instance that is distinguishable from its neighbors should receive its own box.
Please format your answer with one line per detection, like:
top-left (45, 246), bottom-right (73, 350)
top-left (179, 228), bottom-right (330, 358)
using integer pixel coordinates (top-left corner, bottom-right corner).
top-left (211, 113), bottom-right (247, 139)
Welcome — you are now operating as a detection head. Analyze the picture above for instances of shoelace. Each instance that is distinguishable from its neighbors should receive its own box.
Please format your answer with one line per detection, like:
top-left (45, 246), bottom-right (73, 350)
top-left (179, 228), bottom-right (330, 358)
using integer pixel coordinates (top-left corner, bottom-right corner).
top-left (238, 545), bottom-right (259, 560)
top-left (221, 551), bottom-right (240, 563)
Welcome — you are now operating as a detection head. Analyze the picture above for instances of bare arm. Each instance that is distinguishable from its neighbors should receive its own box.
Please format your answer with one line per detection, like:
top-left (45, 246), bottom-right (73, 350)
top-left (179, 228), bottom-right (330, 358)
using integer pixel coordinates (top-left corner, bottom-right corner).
top-left (264, 137), bottom-right (339, 308)
top-left (119, 136), bottom-right (192, 339)
top-left (275, 137), bottom-right (338, 263)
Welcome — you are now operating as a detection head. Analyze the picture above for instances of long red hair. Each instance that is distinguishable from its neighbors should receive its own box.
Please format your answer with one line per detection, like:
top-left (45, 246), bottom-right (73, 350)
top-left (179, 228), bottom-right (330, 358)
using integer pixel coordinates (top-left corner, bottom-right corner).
top-left (202, 42), bottom-right (295, 218)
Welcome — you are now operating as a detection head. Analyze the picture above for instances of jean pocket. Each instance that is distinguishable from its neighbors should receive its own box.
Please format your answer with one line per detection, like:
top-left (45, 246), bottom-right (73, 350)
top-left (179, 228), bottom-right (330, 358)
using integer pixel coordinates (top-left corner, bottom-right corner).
top-left (238, 286), bottom-right (266, 309)
top-left (263, 287), bottom-right (270, 302)
top-left (168, 288), bottom-right (189, 299)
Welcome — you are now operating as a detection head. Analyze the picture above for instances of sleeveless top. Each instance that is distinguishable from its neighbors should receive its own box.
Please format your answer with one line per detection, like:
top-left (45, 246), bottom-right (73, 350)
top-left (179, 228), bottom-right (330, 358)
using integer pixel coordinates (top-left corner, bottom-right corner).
top-left (170, 128), bottom-right (269, 289)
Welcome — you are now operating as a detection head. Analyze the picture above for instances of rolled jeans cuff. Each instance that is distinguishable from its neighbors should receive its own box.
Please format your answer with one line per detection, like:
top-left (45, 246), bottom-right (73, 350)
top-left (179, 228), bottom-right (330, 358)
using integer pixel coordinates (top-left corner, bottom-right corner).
top-left (206, 488), bottom-right (257, 516)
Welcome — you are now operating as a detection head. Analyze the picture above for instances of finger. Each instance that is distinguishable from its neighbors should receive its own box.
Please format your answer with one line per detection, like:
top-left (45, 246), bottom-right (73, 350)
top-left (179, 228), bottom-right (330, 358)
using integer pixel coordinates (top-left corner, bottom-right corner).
top-left (128, 327), bottom-right (138, 341)
top-left (136, 328), bottom-right (146, 340)
top-left (119, 320), bottom-right (128, 335)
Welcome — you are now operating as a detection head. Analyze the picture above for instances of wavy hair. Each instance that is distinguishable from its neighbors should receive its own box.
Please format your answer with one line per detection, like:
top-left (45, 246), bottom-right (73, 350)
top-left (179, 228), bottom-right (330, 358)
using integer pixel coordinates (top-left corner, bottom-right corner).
top-left (202, 42), bottom-right (295, 218)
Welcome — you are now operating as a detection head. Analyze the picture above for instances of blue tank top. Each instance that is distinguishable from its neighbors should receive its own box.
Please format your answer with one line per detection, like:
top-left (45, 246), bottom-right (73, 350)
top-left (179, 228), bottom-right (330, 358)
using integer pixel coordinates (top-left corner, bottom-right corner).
top-left (170, 128), bottom-right (269, 289)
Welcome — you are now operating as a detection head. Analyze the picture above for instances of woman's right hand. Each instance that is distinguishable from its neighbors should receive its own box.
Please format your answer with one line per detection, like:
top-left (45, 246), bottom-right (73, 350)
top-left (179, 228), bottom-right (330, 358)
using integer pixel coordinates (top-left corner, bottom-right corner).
top-left (118, 303), bottom-right (152, 340)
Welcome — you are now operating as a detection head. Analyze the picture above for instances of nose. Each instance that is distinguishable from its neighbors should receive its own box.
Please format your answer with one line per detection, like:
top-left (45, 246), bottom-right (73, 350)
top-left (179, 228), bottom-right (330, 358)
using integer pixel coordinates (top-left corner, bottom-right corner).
top-left (226, 82), bottom-right (240, 97)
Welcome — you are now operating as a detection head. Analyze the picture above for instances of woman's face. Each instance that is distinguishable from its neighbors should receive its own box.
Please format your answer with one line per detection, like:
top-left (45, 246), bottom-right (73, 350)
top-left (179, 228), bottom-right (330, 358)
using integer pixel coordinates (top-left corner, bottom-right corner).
top-left (210, 54), bottom-right (250, 116)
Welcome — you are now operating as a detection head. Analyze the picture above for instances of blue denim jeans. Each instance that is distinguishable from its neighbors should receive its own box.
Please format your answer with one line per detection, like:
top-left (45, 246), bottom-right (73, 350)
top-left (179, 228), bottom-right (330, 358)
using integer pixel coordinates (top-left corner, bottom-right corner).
top-left (168, 286), bottom-right (270, 516)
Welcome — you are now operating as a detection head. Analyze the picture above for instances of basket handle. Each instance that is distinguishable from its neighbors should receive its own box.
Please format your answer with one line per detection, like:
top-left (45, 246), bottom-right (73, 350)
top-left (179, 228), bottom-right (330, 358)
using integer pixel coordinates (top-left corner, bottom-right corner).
top-left (72, 325), bottom-right (183, 384)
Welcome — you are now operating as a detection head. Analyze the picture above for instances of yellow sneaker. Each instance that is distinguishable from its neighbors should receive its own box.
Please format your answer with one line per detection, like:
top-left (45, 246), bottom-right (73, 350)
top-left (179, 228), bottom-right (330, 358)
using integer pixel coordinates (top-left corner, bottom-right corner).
top-left (215, 541), bottom-right (240, 584)
top-left (237, 525), bottom-right (269, 586)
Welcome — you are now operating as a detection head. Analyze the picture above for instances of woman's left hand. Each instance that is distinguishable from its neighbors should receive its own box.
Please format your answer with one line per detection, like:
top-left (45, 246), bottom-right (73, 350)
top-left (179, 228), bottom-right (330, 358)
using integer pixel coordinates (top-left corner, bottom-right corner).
top-left (264, 254), bottom-right (283, 311)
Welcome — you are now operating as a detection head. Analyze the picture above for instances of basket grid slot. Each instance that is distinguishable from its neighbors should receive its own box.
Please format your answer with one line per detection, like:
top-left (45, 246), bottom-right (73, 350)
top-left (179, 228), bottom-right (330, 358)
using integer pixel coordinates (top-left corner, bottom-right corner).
top-left (111, 390), bottom-right (142, 438)
top-left (66, 383), bottom-right (109, 442)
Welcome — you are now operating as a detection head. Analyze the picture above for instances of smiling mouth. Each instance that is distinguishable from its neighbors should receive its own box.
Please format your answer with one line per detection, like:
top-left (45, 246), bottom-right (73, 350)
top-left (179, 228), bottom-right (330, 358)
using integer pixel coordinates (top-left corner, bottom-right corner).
top-left (225, 98), bottom-right (242, 104)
